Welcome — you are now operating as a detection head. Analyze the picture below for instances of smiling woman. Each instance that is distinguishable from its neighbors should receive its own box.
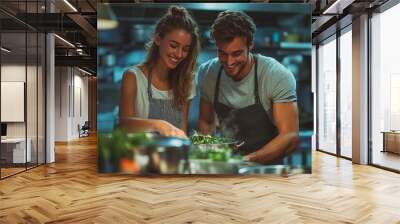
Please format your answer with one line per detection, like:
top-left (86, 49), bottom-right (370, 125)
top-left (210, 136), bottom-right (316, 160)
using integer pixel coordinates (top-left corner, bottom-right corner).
top-left (118, 5), bottom-right (200, 138)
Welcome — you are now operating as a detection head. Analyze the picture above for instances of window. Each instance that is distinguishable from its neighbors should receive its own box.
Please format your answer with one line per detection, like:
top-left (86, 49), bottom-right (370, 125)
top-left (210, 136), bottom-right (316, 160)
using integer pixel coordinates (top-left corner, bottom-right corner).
top-left (317, 36), bottom-right (337, 154)
top-left (371, 2), bottom-right (400, 171)
top-left (339, 28), bottom-right (352, 158)
top-left (0, 1), bottom-right (47, 179)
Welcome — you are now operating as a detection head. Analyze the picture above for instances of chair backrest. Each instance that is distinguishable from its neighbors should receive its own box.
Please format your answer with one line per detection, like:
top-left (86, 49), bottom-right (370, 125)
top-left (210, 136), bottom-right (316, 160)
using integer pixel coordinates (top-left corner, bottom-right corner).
top-left (82, 121), bottom-right (90, 129)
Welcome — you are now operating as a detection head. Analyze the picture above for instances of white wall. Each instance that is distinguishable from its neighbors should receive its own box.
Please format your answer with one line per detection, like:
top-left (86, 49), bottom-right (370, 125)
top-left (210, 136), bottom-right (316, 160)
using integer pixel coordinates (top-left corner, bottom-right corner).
top-left (1, 65), bottom-right (26, 81)
top-left (55, 67), bottom-right (69, 141)
top-left (55, 67), bottom-right (89, 141)
top-left (72, 73), bottom-right (89, 138)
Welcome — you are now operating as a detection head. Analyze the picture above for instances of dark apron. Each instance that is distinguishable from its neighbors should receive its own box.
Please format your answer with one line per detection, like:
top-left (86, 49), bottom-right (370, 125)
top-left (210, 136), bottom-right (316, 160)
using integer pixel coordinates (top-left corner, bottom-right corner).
top-left (147, 69), bottom-right (182, 128)
top-left (214, 55), bottom-right (278, 156)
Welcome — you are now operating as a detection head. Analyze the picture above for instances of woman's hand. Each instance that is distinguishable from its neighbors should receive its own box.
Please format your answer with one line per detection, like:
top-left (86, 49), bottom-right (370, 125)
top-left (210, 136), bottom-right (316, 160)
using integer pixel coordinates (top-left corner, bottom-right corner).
top-left (155, 120), bottom-right (187, 138)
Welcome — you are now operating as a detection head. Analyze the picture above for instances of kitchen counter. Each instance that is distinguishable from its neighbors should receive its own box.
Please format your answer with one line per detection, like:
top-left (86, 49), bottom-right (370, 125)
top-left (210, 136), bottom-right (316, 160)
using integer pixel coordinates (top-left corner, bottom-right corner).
top-left (157, 158), bottom-right (308, 175)
top-left (187, 159), bottom-right (292, 175)
top-left (99, 131), bottom-right (312, 175)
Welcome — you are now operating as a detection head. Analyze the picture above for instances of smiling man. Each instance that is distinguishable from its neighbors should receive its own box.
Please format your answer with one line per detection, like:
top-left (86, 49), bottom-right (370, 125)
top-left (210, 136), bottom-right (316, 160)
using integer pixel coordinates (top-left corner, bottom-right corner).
top-left (198, 10), bottom-right (299, 164)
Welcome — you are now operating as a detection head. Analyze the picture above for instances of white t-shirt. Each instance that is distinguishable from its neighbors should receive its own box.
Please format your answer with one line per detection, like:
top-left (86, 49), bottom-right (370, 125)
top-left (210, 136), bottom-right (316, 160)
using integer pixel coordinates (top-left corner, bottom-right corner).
top-left (126, 66), bottom-right (196, 118)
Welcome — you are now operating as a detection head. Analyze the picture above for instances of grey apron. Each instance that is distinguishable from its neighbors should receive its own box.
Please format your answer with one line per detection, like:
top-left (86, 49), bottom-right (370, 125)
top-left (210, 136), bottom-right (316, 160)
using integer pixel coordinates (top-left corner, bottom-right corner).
top-left (147, 68), bottom-right (182, 128)
top-left (214, 55), bottom-right (279, 157)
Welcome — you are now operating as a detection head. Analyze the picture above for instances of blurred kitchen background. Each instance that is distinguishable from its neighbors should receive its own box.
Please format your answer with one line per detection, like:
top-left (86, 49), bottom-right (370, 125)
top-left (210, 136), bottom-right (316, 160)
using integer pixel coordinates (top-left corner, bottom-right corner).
top-left (97, 3), bottom-right (312, 171)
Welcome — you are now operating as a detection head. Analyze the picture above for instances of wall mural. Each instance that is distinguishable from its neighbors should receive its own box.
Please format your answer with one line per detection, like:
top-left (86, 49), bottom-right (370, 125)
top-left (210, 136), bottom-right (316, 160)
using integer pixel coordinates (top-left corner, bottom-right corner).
top-left (97, 3), bottom-right (313, 175)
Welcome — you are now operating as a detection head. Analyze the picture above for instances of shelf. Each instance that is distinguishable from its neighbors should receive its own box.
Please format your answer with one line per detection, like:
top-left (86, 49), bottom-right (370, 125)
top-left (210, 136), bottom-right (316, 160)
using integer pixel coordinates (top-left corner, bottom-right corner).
top-left (280, 42), bottom-right (312, 50)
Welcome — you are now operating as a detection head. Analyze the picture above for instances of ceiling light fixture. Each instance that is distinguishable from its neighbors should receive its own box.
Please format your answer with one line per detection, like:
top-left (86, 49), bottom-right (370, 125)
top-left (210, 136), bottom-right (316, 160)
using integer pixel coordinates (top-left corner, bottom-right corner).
top-left (63, 0), bottom-right (78, 12)
top-left (78, 67), bottom-right (92, 76)
top-left (322, 0), bottom-right (354, 15)
top-left (323, 0), bottom-right (341, 14)
top-left (1, 47), bottom-right (11, 53)
top-left (98, 3), bottom-right (118, 30)
top-left (76, 48), bottom-right (85, 55)
top-left (54, 34), bottom-right (75, 48)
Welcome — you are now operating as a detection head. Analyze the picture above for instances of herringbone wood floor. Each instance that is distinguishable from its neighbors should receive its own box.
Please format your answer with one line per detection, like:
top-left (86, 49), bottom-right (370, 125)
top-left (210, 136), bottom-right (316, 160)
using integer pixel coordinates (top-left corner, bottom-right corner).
top-left (1, 135), bottom-right (400, 224)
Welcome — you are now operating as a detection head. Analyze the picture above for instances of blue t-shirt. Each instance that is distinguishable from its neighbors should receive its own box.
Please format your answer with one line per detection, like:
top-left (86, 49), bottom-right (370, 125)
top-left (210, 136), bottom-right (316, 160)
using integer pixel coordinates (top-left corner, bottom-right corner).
top-left (198, 54), bottom-right (297, 121)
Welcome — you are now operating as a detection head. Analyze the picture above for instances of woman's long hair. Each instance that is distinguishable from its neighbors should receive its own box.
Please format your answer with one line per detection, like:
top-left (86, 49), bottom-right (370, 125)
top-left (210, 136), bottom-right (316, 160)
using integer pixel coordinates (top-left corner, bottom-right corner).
top-left (143, 6), bottom-right (200, 110)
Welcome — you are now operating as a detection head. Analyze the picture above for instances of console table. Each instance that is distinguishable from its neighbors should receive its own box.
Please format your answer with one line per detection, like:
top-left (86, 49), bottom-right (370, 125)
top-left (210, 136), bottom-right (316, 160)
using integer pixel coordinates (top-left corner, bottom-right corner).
top-left (381, 131), bottom-right (400, 154)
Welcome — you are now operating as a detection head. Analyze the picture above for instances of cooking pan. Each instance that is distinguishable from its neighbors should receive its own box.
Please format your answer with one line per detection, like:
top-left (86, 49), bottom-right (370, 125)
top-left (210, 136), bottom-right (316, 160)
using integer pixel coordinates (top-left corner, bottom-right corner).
top-left (135, 136), bottom-right (191, 174)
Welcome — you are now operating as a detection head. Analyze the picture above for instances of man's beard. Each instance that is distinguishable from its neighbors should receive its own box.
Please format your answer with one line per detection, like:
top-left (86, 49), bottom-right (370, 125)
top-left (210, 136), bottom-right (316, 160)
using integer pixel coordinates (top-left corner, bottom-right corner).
top-left (226, 53), bottom-right (252, 79)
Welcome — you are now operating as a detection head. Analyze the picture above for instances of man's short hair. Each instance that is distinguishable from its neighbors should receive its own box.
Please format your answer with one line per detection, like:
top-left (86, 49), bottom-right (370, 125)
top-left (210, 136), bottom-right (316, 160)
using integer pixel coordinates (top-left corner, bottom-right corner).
top-left (211, 10), bottom-right (256, 46)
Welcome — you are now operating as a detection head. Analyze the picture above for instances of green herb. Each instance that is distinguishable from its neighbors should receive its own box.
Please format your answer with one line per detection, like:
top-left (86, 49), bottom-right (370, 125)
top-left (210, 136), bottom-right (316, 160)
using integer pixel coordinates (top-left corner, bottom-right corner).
top-left (189, 132), bottom-right (241, 162)
top-left (189, 131), bottom-right (229, 145)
